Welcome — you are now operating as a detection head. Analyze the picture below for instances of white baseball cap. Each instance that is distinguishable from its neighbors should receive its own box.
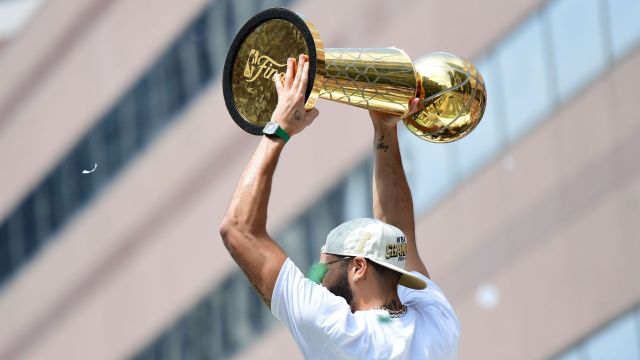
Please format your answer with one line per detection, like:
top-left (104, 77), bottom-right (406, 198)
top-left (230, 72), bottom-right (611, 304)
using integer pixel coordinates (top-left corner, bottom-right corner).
top-left (321, 218), bottom-right (427, 290)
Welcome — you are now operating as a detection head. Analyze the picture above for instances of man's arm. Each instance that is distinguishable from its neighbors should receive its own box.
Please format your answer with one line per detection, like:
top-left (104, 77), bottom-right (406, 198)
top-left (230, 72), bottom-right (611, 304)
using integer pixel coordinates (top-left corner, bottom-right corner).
top-left (370, 99), bottom-right (430, 277)
top-left (219, 55), bottom-right (319, 307)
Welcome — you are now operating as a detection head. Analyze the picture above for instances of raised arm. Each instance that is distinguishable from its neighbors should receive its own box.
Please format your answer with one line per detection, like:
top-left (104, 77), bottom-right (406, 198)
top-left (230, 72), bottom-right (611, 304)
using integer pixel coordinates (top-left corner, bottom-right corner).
top-left (370, 99), bottom-right (429, 278)
top-left (219, 55), bottom-right (319, 307)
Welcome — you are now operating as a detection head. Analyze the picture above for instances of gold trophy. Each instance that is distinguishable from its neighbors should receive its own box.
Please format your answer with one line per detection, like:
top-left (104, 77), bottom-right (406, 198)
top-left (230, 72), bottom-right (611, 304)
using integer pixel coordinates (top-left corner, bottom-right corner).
top-left (223, 8), bottom-right (487, 143)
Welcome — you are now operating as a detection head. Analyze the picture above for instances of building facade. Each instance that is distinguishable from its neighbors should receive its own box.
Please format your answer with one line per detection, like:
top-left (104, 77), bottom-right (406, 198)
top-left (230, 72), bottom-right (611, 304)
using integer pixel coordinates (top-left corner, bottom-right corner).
top-left (0, 0), bottom-right (639, 359)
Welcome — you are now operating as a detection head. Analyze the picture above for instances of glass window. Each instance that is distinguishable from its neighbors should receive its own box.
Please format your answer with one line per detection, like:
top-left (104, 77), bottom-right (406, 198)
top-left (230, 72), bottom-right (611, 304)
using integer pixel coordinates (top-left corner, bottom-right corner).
top-left (228, 0), bottom-right (258, 35)
top-left (86, 120), bottom-right (110, 191)
top-left (453, 54), bottom-right (506, 178)
top-left (497, 14), bottom-right (553, 141)
top-left (148, 64), bottom-right (170, 126)
top-left (71, 136), bottom-right (97, 207)
top-left (7, 211), bottom-right (24, 268)
top-left (21, 195), bottom-right (38, 257)
top-left (554, 348), bottom-right (582, 360)
top-left (132, 78), bottom-right (153, 150)
top-left (278, 219), bottom-right (308, 267)
top-left (163, 51), bottom-right (186, 114)
top-left (193, 21), bottom-right (212, 86)
top-left (207, 294), bottom-right (225, 359)
top-left (116, 96), bottom-right (138, 166)
top-left (33, 184), bottom-right (52, 247)
top-left (227, 274), bottom-right (255, 350)
top-left (607, 0), bottom-right (640, 59)
top-left (584, 313), bottom-right (640, 359)
top-left (100, 110), bottom-right (122, 178)
top-left (0, 222), bottom-right (11, 284)
top-left (205, 2), bottom-right (231, 75)
top-left (342, 164), bottom-right (371, 220)
top-left (546, 0), bottom-right (608, 101)
top-left (176, 38), bottom-right (202, 99)
top-left (399, 126), bottom-right (457, 213)
top-left (308, 197), bottom-right (341, 264)
top-left (46, 170), bottom-right (64, 234)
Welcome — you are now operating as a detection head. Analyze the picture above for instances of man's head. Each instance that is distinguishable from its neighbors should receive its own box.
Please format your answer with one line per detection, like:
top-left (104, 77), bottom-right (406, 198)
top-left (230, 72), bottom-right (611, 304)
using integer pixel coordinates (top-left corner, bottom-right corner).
top-left (319, 218), bottom-right (426, 308)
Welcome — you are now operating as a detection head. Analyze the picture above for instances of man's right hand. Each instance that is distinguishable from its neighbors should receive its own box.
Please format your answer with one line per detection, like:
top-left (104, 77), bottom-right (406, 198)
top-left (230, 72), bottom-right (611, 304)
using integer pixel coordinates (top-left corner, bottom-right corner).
top-left (369, 97), bottom-right (423, 130)
top-left (271, 54), bottom-right (319, 137)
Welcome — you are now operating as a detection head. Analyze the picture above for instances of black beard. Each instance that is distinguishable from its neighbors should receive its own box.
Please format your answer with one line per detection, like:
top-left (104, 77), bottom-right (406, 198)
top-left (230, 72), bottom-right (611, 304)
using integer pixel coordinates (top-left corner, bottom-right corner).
top-left (327, 266), bottom-right (353, 307)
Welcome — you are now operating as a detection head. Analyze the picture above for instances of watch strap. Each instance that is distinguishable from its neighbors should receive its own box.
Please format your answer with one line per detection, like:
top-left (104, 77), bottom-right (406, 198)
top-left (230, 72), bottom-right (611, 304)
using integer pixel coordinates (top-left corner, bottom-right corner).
top-left (273, 125), bottom-right (290, 143)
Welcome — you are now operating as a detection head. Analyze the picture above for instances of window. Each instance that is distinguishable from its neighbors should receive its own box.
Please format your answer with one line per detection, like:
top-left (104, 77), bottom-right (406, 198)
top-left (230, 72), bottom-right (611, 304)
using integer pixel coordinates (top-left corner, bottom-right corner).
top-left (497, 14), bottom-right (554, 141)
top-left (342, 164), bottom-right (372, 220)
top-left (554, 348), bottom-right (583, 360)
top-left (546, 0), bottom-right (608, 101)
top-left (33, 184), bottom-right (52, 247)
top-left (307, 196), bottom-right (342, 264)
top-left (453, 53), bottom-right (506, 178)
top-left (400, 126), bottom-right (457, 213)
top-left (278, 219), bottom-right (309, 268)
top-left (132, 78), bottom-right (153, 150)
top-left (606, 0), bottom-right (640, 59)
top-left (20, 195), bottom-right (38, 257)
top-left (100, 110), bottom-right (122, 178)
top-left (0, 223), bottom-right (10, 284)
top-left (583, 312), bottom-right (640, 359)
top-left (72, 137), bottom-right (96, 205)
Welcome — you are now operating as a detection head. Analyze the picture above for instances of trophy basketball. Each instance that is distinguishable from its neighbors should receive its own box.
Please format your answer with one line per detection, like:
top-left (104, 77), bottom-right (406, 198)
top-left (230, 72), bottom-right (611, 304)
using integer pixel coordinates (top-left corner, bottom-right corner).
top-left (222, 7), bottom-right (487, 143)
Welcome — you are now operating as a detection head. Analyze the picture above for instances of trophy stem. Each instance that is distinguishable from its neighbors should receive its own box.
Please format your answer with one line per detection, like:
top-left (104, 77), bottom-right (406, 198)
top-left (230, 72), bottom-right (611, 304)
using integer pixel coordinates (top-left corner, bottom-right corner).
top-left (317, 48), bottom-right (418, 116)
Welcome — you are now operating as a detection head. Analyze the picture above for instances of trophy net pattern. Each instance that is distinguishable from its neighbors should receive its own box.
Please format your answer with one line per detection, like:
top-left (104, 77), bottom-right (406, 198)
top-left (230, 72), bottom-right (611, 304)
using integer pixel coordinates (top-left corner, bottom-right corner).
top-left (318, 48), bottom-right (417, 115)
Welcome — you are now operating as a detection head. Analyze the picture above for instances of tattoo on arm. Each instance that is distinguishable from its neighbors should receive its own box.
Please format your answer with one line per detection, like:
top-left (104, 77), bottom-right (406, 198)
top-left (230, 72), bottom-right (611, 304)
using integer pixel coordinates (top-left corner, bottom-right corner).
top-left (294, 110), bottom-right (302, 121)
top-left (376, 135), bottom-right (389, 152)
top-left (228, 249), bottom-right (272, 308)
top-left (249, 281), bottom-right (272, 308)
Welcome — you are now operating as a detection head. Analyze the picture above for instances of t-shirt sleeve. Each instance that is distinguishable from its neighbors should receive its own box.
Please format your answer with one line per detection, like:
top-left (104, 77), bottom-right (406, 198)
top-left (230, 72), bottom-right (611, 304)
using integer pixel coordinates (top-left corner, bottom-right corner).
top-left (398, 271), bottom-right (460, 341)
top-left (271, 258), bottom-right (359, 354)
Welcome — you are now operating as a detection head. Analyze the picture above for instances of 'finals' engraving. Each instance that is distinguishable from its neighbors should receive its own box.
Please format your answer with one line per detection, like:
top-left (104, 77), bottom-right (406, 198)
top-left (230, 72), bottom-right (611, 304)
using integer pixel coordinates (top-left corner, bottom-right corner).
top-left (244, 49), bottom-right (287, 82)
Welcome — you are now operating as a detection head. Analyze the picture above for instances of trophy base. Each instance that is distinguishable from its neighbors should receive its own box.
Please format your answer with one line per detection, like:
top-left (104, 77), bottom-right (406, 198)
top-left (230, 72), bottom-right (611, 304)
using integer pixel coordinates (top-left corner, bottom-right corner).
top-left (222, 7), bottom-right (323, 135)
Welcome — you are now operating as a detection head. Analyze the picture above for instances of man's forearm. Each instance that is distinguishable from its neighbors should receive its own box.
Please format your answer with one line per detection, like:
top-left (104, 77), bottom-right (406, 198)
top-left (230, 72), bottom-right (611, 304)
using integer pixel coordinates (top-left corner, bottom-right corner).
top-left (223, 137), bottom-right (284, 233)
top-left (219, 136), bottom-right (287, 307)
top-left (372, 124), bottom-right (429, 276)
top-left (372, 124), bottom-right (415, 233)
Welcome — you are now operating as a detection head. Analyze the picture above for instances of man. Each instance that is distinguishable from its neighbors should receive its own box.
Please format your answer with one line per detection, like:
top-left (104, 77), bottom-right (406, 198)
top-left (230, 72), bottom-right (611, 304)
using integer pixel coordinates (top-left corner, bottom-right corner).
top-left (219, 54), bottom-right (460, 359)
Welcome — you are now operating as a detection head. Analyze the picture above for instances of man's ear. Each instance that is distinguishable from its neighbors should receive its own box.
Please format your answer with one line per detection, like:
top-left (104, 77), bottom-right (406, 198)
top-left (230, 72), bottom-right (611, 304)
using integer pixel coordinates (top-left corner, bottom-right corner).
top-left (353, 257), bottom-right (368, 281)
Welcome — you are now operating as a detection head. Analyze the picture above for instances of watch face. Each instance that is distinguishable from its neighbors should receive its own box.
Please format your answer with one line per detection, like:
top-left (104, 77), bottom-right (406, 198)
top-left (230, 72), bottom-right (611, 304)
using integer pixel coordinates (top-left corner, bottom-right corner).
top-left (263, 122), bottom-right (278, 134)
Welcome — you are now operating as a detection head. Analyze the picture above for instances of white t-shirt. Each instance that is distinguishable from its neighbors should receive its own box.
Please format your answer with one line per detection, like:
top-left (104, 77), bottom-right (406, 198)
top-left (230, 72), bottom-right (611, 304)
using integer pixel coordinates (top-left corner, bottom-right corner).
top-left (271, 258), bottom-right (460, 360)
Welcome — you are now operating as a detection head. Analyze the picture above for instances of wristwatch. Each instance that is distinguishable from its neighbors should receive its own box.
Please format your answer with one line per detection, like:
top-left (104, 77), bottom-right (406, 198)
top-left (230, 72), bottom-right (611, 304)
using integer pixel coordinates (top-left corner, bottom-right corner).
top-left (262, 121), bottom-right (290, 143)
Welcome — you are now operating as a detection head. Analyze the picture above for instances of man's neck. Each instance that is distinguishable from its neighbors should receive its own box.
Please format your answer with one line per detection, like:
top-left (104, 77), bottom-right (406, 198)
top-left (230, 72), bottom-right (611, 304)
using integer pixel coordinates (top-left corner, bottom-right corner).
top-left (352, 290), bottom-right (403, 312)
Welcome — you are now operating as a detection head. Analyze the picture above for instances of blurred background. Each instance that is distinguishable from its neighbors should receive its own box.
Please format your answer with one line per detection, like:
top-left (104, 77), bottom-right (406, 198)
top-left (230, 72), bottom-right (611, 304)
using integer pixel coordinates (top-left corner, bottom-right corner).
top-left (0, 0), bottom-right (639, 359)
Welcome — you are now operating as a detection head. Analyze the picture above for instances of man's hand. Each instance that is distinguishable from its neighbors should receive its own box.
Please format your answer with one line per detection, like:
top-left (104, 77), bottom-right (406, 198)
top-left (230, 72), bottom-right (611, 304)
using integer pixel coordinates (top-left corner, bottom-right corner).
top-left (271, 54), bottom-right (319, 136)
top-left (369, 98), bottom-right (423, 130)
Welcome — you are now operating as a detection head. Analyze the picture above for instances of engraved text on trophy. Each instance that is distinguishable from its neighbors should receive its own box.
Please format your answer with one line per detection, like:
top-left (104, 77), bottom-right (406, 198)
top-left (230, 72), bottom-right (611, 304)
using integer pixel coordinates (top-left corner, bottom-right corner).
top-left (243, 49), bottom-right (286, 82)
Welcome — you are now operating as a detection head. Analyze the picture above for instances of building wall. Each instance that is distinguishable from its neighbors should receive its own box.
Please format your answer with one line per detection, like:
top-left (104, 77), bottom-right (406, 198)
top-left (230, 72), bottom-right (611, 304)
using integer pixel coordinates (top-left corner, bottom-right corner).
top-left (0, 0), bottom-right (638, 359)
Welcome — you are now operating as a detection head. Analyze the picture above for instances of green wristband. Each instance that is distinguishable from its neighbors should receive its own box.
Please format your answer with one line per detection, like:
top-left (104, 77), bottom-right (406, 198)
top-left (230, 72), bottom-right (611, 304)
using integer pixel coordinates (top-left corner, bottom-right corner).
top-left (263, 121), bottom-right (290, 143)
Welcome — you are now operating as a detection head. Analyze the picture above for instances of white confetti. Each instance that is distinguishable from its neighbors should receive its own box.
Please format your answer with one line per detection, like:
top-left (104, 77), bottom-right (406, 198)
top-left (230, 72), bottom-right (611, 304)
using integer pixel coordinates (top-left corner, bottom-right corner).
top-left (82, 163), bottom-right (98, 174)
top-left (475, 283), bottom-right (500, 310)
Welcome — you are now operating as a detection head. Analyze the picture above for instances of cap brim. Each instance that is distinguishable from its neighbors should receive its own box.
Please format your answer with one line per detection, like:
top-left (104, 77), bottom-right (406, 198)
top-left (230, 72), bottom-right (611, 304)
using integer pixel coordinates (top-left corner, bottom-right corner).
top-left (368, 258), bottom-right (427, 290)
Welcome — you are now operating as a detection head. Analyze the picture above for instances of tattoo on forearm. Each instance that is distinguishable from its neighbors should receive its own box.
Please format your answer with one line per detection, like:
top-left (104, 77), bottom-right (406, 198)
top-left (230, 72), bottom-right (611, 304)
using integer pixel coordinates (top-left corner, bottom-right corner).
top-left (228, 251), bottom-right (272, 308)
top-left (249, 281), bottom-right (272, 308)
top-left (294, 110), bottom-right (302, 121)
top-left (376, 135), bottom-right (389, 152)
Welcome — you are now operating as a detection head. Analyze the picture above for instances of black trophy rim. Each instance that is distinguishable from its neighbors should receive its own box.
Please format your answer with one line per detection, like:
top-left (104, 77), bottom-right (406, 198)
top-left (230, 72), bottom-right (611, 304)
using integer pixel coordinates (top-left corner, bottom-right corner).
top-left (222, 7), bottom-right (318, 135)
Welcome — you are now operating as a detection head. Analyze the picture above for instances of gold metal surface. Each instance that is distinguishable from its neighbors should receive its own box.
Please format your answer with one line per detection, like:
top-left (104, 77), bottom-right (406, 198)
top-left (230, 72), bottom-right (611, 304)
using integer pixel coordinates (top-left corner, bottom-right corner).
top-left (231, 18), bottom-right (324, 127)
top-left (319, 48), bottom-right (416, 115)
top-left (316, 49), bottom-right (485, 142)
top-left (404, 52), bottom-right (486, 143)
top-left (228, 9), bottom-right (486, 142)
